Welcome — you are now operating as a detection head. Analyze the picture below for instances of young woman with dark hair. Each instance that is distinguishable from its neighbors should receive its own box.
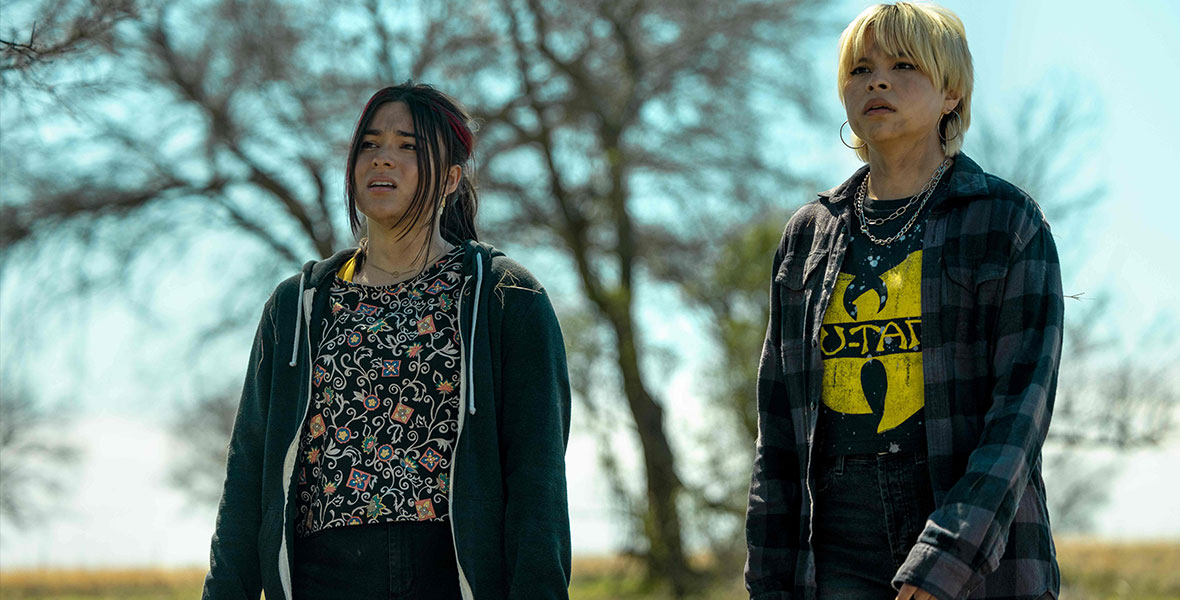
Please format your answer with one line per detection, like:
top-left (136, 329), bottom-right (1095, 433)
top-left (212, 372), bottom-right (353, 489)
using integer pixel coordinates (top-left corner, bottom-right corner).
top-left (203, 82), bottom-right (572, 600)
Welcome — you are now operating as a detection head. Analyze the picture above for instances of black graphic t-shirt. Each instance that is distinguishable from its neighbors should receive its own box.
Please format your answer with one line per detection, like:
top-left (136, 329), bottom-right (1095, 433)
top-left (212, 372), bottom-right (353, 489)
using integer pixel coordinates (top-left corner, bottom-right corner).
top-left (816, 175), bottom-right (945, 456)
top-left (295, 247), bottom-right (464, 538)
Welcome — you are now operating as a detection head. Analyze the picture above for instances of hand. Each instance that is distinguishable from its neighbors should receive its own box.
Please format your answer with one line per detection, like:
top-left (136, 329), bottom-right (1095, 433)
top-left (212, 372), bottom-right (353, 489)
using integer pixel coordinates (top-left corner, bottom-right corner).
top-left (897, 583), bottom-right (937, 600)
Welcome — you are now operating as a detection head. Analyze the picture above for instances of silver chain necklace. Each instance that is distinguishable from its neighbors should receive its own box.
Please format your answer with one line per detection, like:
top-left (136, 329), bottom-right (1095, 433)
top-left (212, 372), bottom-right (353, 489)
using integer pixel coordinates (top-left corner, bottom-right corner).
top-left (855, 157), bottom-right (952, 246)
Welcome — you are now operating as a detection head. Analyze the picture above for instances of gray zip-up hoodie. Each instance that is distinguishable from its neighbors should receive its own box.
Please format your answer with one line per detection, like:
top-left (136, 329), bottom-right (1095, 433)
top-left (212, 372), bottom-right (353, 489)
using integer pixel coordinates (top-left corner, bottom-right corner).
top-left (203, 241), bottom-right (572, 599)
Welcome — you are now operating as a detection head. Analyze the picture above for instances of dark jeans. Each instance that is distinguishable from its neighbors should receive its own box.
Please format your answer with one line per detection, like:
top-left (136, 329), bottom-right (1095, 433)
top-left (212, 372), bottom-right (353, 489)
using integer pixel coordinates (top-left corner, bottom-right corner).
top-left (812, 452), bottom-right (935, 600)
top-left (292, 520), bottom-right (462, 600)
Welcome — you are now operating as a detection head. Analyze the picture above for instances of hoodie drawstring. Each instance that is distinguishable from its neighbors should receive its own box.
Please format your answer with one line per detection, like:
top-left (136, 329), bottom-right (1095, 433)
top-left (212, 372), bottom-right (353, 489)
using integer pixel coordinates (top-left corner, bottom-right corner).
top-left (289, 271), bottom-right (305, 367)
top-left (467, 257), bottom-right (483, 415)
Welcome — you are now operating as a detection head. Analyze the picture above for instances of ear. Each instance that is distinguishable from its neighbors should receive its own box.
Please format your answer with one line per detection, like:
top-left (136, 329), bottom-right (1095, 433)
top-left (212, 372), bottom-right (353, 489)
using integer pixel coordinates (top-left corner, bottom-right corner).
top-left (444, 164), bottom-right (462, 197)
top-left (942, 91), bottom-right (961, 115)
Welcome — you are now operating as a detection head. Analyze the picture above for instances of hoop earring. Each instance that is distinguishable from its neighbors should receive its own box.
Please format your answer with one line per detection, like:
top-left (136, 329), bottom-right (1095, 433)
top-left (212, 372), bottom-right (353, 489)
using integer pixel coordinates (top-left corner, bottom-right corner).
top-left (938, 111), bottom-right (962, 143)
top-left (840, 120), bottom-right (865, 150)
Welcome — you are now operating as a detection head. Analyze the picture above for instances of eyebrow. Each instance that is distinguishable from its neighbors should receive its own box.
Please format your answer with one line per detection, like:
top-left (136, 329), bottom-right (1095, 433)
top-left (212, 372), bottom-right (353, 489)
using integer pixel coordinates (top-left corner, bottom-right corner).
top-left (363, 128), bottom-right (418, 138)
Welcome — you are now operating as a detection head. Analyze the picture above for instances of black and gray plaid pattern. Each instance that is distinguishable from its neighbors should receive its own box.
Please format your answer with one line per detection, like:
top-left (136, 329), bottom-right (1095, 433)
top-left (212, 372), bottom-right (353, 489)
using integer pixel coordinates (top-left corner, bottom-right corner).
top-left (746, 155), bottom-right (1063, 600)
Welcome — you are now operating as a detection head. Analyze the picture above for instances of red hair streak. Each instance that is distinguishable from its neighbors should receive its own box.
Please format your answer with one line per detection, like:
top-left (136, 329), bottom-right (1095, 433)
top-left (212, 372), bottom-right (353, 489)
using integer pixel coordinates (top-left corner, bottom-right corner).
top-left (441, 108), bottom-right (473, 155)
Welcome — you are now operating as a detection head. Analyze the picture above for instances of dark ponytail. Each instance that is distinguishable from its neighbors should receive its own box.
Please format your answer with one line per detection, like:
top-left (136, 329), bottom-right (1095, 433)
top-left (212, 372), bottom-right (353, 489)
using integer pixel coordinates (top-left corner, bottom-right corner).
top-left (440, 172), bottom-right (478, 245)
top-left (345, 82), bottom-right (480, 265)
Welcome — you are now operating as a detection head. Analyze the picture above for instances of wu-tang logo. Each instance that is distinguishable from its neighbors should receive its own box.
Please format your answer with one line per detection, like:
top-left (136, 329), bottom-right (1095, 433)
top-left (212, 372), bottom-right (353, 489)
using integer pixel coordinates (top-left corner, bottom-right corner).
top-left (820, 250), bottom-right (924, 433)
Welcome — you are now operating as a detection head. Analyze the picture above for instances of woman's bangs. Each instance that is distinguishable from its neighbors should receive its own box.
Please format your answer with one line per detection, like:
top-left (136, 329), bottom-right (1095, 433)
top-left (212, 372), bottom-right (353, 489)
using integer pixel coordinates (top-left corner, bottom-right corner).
top-left (865, 12), bottom-right (939, 80)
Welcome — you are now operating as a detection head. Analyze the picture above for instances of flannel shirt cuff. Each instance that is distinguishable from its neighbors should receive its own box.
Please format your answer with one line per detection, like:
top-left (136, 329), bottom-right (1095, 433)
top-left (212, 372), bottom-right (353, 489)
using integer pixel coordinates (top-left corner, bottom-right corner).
top-left (894, 541), bottom-right (982, 600)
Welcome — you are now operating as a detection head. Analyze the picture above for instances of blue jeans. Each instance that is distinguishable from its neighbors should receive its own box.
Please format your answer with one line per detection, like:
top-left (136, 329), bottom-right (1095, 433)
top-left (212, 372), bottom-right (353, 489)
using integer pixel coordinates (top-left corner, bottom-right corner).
top-left (292, 520), bottom-right (462, 599)
top-left (812, 452), bottom-right (935, 599)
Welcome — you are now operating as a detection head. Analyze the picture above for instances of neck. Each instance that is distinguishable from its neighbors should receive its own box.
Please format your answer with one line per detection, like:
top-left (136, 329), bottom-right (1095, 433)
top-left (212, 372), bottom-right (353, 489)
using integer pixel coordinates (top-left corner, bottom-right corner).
top-left (361, 220), bottom-right (451, 283)
top-left (865, 137), bottom-right (948, 200)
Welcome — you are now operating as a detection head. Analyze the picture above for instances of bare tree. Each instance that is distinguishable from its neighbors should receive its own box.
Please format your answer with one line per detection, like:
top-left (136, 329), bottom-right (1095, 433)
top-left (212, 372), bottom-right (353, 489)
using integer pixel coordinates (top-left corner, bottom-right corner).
top-left (0, 0), bottom-right (497, 540)
top-left (0, 0), bottom-right (137, 75)
top-left (9, 0), bottom-right (1163, 588)
top-left (0, 377), bottom-right (80, 527)
top-left (2, 0), bottom-right (831, 592)
top-left (465, 1), bottom-right (828, 591)
top-left (167, 389), bottom-right (239, 507)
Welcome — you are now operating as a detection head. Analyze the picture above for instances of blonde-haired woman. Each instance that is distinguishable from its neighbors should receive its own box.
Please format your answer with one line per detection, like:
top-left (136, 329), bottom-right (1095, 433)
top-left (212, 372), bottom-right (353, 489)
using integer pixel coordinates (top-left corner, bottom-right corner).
top-left (746, 3), bottom-right (1061, 599)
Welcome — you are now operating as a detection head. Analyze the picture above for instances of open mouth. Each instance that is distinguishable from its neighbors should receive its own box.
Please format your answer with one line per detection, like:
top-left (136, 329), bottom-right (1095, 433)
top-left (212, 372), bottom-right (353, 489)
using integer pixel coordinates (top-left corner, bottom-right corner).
top-left (864, 102), bottom-right (895, 115)
top-left (368, 180), bottom-right (397, 190)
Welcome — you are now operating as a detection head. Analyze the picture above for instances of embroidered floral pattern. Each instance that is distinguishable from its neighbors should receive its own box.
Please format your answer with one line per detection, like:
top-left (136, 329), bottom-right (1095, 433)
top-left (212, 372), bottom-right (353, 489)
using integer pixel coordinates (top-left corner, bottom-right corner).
top-left (309, 414), bottom-right (326, 439)
top-left (346, 468), bottom-right (372, 491)
top-left (362, 394), bottom-right (380, 411)
top-left (392, 402), bottom-right (414, 424)
top-left (295, 247), bottom-right (463, 538)
top-left (415, 499), bottom-right (436, 520)
top-left (418, 447), bottom-right (442, 472)
top-left (381, 359), bottom-right (400, 377)
top-left (401, 455), bottom-right (419, 474)
top-left (416, 315), bottom-right (436, 335)
top-left (366, 495), bottom-right (386, 519)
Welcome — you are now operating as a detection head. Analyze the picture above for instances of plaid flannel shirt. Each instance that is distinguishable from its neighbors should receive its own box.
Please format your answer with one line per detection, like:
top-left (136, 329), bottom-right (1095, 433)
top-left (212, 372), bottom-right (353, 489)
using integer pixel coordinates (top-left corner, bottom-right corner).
top-left (745, 155), bottom-right (1063, 600)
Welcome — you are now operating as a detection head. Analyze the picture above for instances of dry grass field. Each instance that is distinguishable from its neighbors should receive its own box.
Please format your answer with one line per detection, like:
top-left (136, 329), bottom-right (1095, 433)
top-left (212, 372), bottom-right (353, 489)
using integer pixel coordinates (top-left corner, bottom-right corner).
top-left (0, 539), bottom-right (1175, 599)
top-left (1055, 540), bottom-right (1180, 600)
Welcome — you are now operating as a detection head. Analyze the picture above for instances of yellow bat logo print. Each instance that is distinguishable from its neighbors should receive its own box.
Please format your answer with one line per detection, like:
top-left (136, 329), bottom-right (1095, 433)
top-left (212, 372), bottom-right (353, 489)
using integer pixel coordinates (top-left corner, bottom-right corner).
top-left (820, 250), bottom-right (924, 433)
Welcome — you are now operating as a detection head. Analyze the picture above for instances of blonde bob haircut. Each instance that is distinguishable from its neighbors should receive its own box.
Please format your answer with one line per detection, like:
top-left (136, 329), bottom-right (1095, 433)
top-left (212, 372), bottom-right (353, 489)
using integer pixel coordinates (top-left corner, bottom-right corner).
top-left (837, 2), bottom-right (974, 161)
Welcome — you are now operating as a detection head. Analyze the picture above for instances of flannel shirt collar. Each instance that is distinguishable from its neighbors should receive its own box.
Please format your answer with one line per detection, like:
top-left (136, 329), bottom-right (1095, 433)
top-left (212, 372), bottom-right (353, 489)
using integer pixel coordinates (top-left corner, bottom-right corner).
top-left (817, 154), bottom-right (990, 213)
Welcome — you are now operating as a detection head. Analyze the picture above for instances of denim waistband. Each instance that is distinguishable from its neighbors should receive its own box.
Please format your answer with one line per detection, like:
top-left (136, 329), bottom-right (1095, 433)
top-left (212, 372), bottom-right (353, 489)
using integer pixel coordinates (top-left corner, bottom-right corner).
top-left (817, 451), bottom-right (927, 469)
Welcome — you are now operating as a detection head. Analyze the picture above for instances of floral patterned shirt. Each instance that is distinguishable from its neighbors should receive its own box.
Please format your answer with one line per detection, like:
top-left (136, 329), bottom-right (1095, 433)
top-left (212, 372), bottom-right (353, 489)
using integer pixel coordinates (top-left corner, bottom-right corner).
top-left (295, 247), bottom-right (464, 538)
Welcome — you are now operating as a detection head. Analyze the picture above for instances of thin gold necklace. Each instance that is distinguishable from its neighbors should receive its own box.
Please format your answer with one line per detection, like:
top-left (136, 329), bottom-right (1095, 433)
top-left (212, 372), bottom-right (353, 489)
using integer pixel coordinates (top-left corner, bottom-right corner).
top-left (362, 244), bottom-right (450, 283)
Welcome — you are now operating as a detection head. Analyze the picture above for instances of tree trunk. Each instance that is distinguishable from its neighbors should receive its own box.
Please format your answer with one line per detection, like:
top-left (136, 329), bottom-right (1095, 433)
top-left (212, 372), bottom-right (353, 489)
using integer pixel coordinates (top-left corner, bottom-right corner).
top-left (606, 310), bottom-right (693, 596)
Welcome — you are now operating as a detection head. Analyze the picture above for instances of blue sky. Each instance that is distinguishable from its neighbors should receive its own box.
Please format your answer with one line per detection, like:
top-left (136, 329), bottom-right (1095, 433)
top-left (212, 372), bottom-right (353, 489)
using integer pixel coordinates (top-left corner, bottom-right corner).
top-left (2, 0), bottom-right (1179, 568)
top-left (889, 0), bottom-right (1180, 335)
